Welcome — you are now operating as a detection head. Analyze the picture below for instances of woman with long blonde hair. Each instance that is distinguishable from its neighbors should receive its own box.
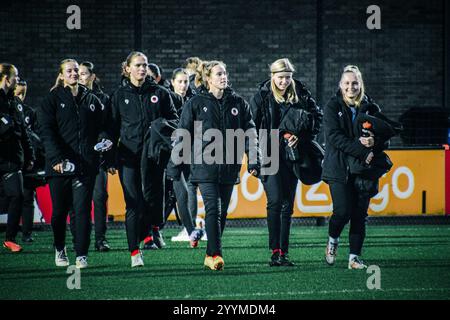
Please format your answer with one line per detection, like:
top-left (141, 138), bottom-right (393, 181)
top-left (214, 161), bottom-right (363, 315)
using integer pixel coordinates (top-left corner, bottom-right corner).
top-left (1, 63), bottom-right (34, 253)
top-left (322, 65), bottom-right (389, 269)
top-left (167, 60), bottom-right (260, 270)
top-left (250, 58), bottom-right (322, 267)
top-left (37, 59), bottom-right (108, 268)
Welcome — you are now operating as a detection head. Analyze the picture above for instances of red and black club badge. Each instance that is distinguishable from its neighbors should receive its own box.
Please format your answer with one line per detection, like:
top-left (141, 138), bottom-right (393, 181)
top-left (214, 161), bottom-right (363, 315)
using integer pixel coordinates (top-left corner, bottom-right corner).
top-left (150, 95), bottom-right (159, 104)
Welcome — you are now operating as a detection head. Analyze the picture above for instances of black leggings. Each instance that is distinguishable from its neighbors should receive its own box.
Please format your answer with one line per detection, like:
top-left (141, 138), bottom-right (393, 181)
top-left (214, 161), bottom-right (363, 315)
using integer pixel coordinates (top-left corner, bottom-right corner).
top-left (48, 175), bottom-right (95, 256)
top-left (198, 183), bottom-right (234, 257)
top-left (1, 171), bottom-right (24, 242)
top-left (172, 165), bottom-right (198, 234)
top-left (262, 159), bottom-right (299, 254)
top-left (92, 170), bottom-right (108, 241)
top-left (69, 169), bottom-right (108, 243)
top-left (119, 160), bottom-right (165, 252)
top-left (21, 185), bottom-right (35, 237)
top-left (328, 175), bottom-right (370, 255)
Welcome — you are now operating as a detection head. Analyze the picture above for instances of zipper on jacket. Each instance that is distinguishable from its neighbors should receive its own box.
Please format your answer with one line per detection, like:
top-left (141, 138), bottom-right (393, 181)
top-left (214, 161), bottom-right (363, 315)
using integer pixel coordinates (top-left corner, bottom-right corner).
top-left (73, 95), bottom-right (83, 175)
top-left (216, 99), bottom-right (225, 183)
top-left (138, 94), bottom-right (145, 138)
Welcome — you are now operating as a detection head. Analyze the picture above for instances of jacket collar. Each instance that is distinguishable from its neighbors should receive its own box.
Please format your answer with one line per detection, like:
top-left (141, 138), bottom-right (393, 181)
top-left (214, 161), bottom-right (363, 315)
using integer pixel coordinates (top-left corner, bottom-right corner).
top-left (197, 85), bottom-right (235, 101)
top-left (121, 76), bottom-right (156, 94)
top-left (53, 84), bottom-right (89, 103)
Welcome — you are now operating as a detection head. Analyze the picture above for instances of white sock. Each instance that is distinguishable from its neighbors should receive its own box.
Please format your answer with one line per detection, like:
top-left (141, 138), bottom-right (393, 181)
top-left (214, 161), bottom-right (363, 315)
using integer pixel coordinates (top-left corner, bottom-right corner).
top-left (349, 254), bottom-right (358, 262)
top-left (328, 236), bottom-right (339, 245)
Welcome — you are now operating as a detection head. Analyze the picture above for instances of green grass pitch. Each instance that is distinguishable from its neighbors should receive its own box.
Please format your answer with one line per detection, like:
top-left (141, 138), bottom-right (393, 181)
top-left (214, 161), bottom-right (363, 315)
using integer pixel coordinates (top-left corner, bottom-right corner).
top-left (1, 225), bottom-right (450, 300)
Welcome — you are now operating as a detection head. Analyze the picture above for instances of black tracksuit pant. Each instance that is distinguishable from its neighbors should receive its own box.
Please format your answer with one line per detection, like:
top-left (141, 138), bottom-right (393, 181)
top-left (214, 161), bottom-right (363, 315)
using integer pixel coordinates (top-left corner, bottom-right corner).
top-left (1, 171), bottom-right (24, 242)
top-left (119, 159), bottom-right (165, 252)
top-left (172, 165), bottom-right (198, 234)
top-left (198, 183), bottom-right (234, 257)
top-left (328, 175), bottom-right (370, 256)
top-left (69, 169), bottom-right (108, 243)
top-left (93, 170), bottom-right (108, 241)
top-left (48, 175), bottom-right (95, 257)
top-left (21, 184), bottom-right (35, 237)
top-left (262, 155), bottom-right (299, 254)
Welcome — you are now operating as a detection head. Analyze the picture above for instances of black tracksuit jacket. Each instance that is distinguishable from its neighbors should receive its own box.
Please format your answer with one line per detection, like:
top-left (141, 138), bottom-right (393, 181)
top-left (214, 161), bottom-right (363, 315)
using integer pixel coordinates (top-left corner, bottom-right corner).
top-left (0, 89), bottom-right (34, 173)
top-left (37, 85), bottom-right (108, 177)
top-left (167, 86), bottom-right (260, 184)
top-left (249, 79), bottom-right (322, 175)
top-left (169, 86), bottom-right (194, 116)
top-left (109, 77), bottom-right (178, 164)
top-left (321, 91), bottom-right (386, 184)
top-left (14, 97), bottom-right (45, 173)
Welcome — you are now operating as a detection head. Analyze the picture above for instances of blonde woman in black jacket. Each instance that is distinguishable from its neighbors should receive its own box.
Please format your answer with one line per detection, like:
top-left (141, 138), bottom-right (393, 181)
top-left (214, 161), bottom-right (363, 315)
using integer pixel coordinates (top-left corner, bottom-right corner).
top-left (250, 58), bottom-right (322, 267)
top-left (322, 65), bottom-right (390, 270)
top-left (38, 59), bottom-right (108, 269)
top-left (167, 61), bottom-right (260, 270)
top-left (0, 63), bottom-right (34, 253)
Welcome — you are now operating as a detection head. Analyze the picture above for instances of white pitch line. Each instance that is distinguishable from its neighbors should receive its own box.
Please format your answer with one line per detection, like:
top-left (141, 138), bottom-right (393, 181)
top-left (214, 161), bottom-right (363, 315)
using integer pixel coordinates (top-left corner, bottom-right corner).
top-left (146, 287), bottom-right (450, 300)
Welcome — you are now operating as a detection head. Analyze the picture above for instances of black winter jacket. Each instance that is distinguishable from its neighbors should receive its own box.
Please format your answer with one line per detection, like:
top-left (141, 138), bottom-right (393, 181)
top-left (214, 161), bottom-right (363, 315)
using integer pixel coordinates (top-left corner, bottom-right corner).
top-left (322, 91), bottom-right (386, 184)
top-left (37, 85), bottom-right (108, 177)
top-left (250, 79), bottom-right (322, 176)
top-left (250, 79), bottom-right (322, 136)
top-left (168, 86), bottom-right (194, 116)
top-left (167, 86), bottom-right (260, 184)
top-left (0, 89), bottom-right (34, 173)
top-left (109, 77), bottom-right (178, 164)
top-left (14, 97), bottom-right (45, 174)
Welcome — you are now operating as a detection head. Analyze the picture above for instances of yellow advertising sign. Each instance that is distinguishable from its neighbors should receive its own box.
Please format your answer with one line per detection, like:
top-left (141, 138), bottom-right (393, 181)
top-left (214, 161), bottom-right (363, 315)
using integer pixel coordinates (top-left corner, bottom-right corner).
top-left (107, 150), bottom-right (446, 220)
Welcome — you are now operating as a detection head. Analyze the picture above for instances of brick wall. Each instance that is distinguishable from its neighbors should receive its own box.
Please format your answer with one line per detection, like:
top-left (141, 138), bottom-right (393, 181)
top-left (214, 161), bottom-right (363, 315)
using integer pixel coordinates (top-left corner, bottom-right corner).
top-left (0, 0), bottom-right (445, 144)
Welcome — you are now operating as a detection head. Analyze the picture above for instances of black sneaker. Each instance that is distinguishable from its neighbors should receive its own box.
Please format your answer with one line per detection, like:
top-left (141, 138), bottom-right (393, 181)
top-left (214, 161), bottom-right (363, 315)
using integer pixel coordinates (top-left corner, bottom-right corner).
top-left (142, 238), bottom-right (159, 250)
top-left (95, 239), bottom-right (111, 252)
top-left (280, 254), bottom-right (295, 267)
top-left (269, 251), bottom-right (281, 267)
top-left (22, 235), bottom-right (34, 243)
top-left (152, 229), bottom-right (166, 249)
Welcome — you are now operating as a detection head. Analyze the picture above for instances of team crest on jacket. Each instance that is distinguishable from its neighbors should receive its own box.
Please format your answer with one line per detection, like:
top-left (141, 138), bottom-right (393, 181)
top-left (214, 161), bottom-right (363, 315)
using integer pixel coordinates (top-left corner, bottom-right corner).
top-left (60, 103), bottom-right (65, 108)
top-left (151, 95), bottom-right (159, 103)
top-left (203, 107), bottom-right (207, 112)
top-left (17, 104), bottom-right (23, 112)
top-left (89, 104), bottom-right (95, 112)
top-left (125, 99), bottom-right (129, 104)
top-left (231, 108), bottom-right (239, 116)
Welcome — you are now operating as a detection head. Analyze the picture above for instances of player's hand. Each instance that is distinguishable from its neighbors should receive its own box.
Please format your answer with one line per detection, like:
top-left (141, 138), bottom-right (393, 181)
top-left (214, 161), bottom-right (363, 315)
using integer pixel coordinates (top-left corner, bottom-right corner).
top-left (359, 136), bottom-right (374, 148)
top-left (288, 135), bottom-right (299, 148)
top-left (53, 162), bottom-right (63, 173)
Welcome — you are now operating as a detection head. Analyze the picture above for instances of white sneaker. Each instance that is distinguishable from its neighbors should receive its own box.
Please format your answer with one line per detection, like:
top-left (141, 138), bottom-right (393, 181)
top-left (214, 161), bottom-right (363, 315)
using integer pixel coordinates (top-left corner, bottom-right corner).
top-left (196, 217), bottom-right (207, 241)
top-left (76, 256), bottom-right (88, 269)
top-left (171, 228), bottom-right (190, 242)
top-left (325, 242), bottom-right (338, 265)
top-left (131, 251), bottom-right (144, 268)
top-left (55, 247), bottom-right (69, 267)
top-left (348, 256), bottom-right (367, 270)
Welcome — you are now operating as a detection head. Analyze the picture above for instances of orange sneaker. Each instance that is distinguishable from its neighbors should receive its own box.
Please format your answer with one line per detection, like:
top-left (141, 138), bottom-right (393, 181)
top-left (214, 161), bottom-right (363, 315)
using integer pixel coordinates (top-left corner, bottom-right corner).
top-left (3, 241), bottom-right (23, 253)
top-left (204, 255), bottom-right (224, 271)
